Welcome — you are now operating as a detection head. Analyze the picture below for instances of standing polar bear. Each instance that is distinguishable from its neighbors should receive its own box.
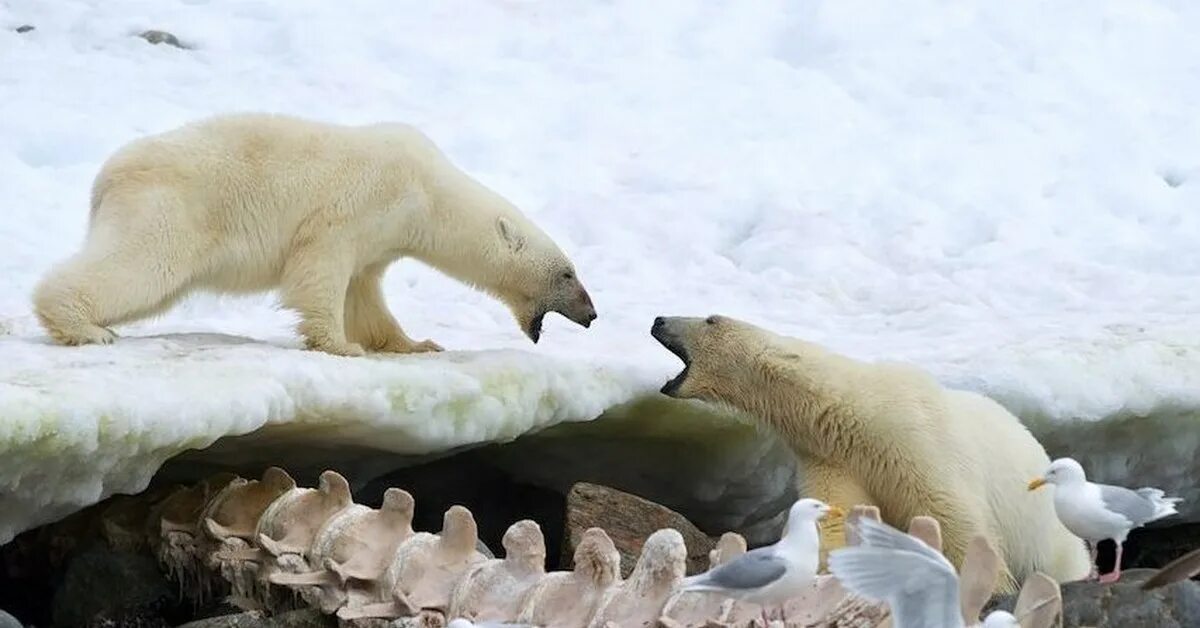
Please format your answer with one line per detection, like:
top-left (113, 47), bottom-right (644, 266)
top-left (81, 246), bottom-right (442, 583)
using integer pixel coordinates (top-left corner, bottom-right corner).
top-left (650, 314), bottom-right (1091, 594)
top-left (32, 113), bottom-right (596, 356)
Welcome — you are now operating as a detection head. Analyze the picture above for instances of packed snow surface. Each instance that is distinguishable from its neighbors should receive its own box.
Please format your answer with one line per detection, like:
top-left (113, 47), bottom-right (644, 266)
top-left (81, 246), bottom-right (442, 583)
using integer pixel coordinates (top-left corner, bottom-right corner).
top-left (2, 0), bottom-right (1200, 543)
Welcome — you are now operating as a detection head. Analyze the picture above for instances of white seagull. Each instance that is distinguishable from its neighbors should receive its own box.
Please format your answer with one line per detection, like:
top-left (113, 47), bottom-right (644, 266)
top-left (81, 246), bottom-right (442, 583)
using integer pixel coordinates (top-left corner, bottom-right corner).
top-left (827, 516), bottom-right (1019, 628)
top-left (676, 497), bottom-right (841, 623)
top-left (1028, 457), bottom-right (1182, 584)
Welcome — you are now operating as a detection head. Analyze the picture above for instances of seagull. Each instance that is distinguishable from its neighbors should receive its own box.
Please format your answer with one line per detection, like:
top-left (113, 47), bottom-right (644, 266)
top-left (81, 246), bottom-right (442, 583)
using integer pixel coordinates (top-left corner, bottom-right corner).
top-left (1028, 457), bottom-right (1182, 584)
top-left (827, 516), bottom-right (1019, 628)
top-left (675, 497), bottom-right (841, 623)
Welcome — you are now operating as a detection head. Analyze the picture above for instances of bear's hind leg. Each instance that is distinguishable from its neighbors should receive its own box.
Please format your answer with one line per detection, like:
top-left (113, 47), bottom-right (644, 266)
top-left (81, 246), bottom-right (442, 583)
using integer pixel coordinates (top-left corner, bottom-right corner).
top-left (32, 226), bottom-right (194, 346)
top-left (280, 240), bottom-right (364, 357)
top-left (344, 263), bottom-right (443, 354)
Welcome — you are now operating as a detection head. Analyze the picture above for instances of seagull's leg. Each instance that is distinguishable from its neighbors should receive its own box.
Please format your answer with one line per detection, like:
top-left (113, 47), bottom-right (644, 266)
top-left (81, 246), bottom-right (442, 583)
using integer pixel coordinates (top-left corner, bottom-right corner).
top-left (1086, 540), bottom-right (1099, 580)
top-left (1098, 543), bottom-right (1124, 584)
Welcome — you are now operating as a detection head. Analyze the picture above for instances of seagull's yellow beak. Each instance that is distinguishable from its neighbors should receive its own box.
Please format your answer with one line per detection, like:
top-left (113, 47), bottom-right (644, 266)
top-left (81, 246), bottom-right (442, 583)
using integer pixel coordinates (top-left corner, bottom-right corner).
top-left (1027, 477), bottom-right (1048, 491)
top-left (826, 505), bottom-right (846, 518)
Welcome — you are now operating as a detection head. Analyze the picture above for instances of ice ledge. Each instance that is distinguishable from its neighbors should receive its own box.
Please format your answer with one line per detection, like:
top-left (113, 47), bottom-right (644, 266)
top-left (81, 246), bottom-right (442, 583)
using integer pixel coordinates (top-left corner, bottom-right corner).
top-left (2, 330), bottom-right (1198, 547)
top-left (0, 332), bottom-right (656, 544)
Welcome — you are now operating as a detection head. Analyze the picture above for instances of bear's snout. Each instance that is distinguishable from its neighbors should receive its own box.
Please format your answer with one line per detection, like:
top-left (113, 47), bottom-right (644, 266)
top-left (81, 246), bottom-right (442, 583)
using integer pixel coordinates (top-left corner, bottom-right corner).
top-left (650, 316), bottom-right (690, 364)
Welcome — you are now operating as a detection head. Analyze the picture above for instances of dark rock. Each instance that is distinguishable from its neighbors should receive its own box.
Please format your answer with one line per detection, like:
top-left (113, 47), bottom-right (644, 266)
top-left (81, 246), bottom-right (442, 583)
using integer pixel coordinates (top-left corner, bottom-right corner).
top-left (0, 609), bottom-right (21, 628)
top-left (50, 543), bottom-right (175, 628)
top-left (137, 30), bottom-right (185, 49)
top-left (175, 609), bottom-right (333, 628)
top-left (561, 482), bottom-right (716, 577)
top-left (985, 568), bottom-right (1200, 627)
top-left (353, 454), bottom-right (564, 566)
top-left (14, 25), bottom-right (34, 34)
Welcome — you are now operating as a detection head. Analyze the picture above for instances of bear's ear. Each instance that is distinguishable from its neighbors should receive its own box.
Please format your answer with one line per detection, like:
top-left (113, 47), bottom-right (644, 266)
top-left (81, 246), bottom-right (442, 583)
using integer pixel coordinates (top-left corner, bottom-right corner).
top-left (497, 217), bottom-right (526, 253)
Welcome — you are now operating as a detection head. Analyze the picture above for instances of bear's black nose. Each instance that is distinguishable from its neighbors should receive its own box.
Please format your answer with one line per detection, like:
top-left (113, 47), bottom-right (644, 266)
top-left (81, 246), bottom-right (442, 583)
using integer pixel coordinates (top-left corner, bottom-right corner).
top-left (652, 316), bottom-right (665, 331)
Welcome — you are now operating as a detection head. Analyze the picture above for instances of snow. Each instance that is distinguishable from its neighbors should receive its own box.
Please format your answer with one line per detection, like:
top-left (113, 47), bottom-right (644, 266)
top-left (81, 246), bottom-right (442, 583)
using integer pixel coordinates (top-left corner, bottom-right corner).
top-left (3, 0), bottom-right (1200, 543)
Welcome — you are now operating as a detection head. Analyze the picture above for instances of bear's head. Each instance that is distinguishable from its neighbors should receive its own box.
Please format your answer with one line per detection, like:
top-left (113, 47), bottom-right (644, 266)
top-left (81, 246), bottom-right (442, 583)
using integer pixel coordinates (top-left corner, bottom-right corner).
top-left (493, 215), bottom-right (597, 343)
top-left (650, 314), bottom-right (797, 405)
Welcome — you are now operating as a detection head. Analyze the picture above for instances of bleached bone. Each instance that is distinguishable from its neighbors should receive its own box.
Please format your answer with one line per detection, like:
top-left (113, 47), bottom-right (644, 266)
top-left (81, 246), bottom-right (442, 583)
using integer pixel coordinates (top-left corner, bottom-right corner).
top-left (661, 532), bottom-right (747, 624)
top-left (959, 535), bottom-right (1001, 624)
top-left (201, 467), bottom-right (297, 609)
top-left (248, 470), bottom-right (355, 610)
top-left (515, 527), bottom-right (622, 626)
top-left (272, 487), bottom-right (417, 614)
top-left (907, 516), bottom-right (942, 553)
top-left (446, 519), bottom-right (546, 621)
top-left (256, 470), bottom-right (354, 558)
top-left (589, 528), bottom-right (687, 627)
top-left (73, 466), bottom-right (1062, 628)
top-left (1013, 572), bottom-right (1062, 628)
top-left (338, 505), bottom-right (488, 621)
top-left (844, 505), bottom-right (882, 547)
top-left (710, 532), bottom-right (747, 567)
top-left (203, 467), bottom-right (297, 545)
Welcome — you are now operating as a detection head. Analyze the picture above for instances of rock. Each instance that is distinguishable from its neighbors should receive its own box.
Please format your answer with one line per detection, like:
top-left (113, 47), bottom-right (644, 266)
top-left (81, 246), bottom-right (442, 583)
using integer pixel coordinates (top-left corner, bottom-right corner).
top-left (14, 25), bottom-right (34, 34)
top-left (561, 482), bottom-right (716, 577)
top-left (50, 543), bottom-right (175, 628)
top-left (986, 568), bottom-right (1200, 627)
top-left (175, 609), bottom-right (333, 628)
top-left (0, 609), bottom-right (21, 628)
top-left (137, 30), bottom-right (185, 49)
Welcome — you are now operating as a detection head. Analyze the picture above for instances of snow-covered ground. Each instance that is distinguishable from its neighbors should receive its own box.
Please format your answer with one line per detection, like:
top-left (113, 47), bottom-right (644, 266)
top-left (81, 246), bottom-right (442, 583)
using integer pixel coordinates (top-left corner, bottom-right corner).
top-left (2, 0), bottom-right (1200, 543)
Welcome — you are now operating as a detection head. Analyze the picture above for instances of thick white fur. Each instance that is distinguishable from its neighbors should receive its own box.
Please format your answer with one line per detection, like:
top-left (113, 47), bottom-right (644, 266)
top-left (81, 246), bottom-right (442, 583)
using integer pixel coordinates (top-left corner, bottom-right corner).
top-left (655, 315), bottom-right (1093, 593)
top-left (32, 112), bottom-right (592, 355)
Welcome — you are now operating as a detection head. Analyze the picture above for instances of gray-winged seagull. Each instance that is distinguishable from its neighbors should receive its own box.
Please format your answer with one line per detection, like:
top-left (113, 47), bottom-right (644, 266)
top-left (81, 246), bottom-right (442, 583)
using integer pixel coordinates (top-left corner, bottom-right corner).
top-left (827, 516), bottom-right (1019, 628)
top-left (675, 497), bottom-right (841, 623)
top-left (1028, 456), bottom-right (1182, 583)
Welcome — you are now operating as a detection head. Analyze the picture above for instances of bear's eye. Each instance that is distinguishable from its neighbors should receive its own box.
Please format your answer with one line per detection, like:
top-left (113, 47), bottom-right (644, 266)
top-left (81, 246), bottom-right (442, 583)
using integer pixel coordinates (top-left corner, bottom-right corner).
top-left (705, 315), bottom-right (718, 325)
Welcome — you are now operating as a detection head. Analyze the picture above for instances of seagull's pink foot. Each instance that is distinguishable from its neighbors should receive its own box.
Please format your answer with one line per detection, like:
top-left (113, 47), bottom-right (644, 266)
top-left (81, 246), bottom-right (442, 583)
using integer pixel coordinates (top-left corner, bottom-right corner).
top-left (1097, 543), bottom-right (1125, 584)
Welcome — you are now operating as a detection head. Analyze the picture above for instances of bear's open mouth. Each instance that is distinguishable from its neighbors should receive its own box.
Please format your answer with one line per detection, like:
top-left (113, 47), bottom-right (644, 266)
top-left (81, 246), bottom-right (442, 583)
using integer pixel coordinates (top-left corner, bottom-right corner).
top-left (660, 365), bottom-right (689, 396)
top-left (525, 312), bottom-right (546, 343)
top-left (650, 319), bottom-right (690, 396)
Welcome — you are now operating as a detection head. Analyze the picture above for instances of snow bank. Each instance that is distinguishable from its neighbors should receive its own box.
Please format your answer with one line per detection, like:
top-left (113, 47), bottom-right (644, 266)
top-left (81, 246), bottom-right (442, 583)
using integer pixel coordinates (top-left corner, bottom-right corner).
top-left (3, 0), bottom-right (1200, 542)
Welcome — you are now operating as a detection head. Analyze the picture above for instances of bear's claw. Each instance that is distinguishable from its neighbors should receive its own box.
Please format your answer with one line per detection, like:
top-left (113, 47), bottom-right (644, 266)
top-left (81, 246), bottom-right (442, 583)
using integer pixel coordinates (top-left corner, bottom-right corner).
top-left (306, 340), bottom-right (366, 357)
top-left (49, 324), bottom-right (118, 346)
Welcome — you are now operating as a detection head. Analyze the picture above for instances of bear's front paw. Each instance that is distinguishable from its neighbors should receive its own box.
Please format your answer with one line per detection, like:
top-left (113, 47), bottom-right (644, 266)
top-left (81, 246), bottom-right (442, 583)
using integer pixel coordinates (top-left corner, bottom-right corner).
top-left (307, 339), bottom-right (366, 357)
top-left (50, 324), bottom-right (118, 346)
top-left (411, 339), bottom-right (443, 353)
top-left (374, 337), bottom-right (444, 354)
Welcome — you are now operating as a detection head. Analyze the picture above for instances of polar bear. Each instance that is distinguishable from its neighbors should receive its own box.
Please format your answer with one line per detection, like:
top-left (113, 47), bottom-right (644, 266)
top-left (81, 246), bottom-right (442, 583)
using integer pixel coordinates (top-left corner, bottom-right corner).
top-left (32, 113), bottom-right (596, 355)
top-left (650, 314), bottom-right (1091, 593)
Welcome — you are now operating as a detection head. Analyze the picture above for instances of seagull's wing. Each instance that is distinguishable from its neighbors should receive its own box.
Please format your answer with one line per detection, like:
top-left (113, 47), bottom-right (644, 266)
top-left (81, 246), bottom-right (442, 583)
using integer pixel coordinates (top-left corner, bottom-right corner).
top-left (1097, 483), bottom-right (1161, 526)
top-left (854, 516), bottom-right (955, 567)
top-left (828, 518), bottom-right (962, 628)
top-left (690, 546), bottom-right (788, 591)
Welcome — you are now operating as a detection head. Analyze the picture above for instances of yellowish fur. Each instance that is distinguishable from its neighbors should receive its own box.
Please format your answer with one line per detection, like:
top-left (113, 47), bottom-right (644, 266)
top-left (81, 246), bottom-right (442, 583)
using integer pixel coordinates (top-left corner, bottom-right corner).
top-left (653, 315), bottom-right (1091, 594)
top-left (33, 112), bottom-right (595, 355)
